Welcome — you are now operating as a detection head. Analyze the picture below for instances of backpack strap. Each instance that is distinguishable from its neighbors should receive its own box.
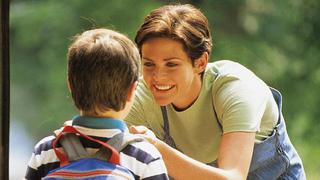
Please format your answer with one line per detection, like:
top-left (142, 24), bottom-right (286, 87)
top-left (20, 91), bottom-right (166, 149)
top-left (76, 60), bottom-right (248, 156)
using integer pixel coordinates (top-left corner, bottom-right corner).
top-left (161, 106), bottom-right (178, 149)
top-left (59, 133), bottom-right (89, 161)
top-left (53, 125), bottom-right (120, 166)
top-left (94, 133), bottom-right (145, 160)
top-left (57, 126), bottom-right (145, 165)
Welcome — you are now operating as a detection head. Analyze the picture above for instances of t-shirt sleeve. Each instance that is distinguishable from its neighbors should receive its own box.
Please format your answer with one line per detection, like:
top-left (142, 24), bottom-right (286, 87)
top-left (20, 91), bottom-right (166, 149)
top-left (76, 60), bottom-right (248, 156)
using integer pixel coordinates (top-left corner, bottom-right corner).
top-left (125, 80), bottom-right (151, 128)
top-left (212, 62), bottom-right (269, 133)
top-left (125, 95), bottom-right (148, 127)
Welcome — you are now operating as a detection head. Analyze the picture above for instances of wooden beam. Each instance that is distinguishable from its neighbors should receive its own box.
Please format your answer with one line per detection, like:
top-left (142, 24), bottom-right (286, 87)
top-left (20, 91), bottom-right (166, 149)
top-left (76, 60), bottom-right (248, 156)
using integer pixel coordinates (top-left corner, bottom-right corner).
top-left (1, 0), bottom-right (10, 179)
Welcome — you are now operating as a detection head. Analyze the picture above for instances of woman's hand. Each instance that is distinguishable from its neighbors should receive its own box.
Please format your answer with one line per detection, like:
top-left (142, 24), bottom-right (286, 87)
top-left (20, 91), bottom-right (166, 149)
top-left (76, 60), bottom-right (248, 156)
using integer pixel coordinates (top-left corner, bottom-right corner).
top-left (129, 125), bottom-right (159, 146)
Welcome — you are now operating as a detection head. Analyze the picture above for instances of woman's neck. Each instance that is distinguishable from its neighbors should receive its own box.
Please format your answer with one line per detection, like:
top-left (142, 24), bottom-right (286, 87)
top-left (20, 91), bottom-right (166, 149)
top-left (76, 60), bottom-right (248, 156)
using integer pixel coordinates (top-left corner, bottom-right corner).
top-left (172, 76), bottom-right (202, 111)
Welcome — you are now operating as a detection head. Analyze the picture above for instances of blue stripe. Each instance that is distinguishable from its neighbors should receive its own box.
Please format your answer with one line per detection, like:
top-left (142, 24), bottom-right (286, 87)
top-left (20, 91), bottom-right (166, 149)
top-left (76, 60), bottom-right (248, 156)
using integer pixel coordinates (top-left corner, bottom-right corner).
top-left (25, 166), bottom-right (40, 180)
top-left (142, 173), bottom-right (169, 180)
top-left (25, 161), bottom-right (60, 180)
top-left (122, 144), bottom-right (161, 164)
top-left (34, 138), bottom-right (55, 155)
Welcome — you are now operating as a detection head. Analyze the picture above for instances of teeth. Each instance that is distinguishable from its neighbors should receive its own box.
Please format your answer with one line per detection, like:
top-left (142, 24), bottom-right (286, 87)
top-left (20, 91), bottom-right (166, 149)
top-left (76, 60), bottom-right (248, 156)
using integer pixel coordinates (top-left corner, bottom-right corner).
top-left (155, 85), bottom-right (173, 90)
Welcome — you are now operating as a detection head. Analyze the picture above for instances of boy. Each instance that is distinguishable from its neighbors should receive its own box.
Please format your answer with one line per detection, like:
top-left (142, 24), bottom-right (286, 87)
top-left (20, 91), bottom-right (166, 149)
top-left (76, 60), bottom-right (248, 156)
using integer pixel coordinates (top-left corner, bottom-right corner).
top-left (25, 28), bottom-right (169, 180)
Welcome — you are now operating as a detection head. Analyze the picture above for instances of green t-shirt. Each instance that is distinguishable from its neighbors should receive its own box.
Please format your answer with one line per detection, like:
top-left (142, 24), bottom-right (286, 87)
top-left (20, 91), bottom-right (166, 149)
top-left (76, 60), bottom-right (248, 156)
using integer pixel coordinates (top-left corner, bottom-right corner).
top-left (125, 60), bottom-right (278, 163)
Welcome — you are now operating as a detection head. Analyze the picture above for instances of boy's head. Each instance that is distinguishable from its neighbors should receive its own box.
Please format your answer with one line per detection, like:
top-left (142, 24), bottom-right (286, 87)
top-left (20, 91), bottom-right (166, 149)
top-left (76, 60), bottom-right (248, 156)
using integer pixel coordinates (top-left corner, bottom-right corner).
top-left (67, 28), bottom-right (140, 115)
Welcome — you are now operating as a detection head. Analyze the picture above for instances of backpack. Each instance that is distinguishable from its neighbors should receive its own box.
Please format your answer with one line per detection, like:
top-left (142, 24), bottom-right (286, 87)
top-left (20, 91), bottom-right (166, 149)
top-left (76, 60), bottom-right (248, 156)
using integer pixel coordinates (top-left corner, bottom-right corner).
top-left (43, 125), bottom-right (143, 180)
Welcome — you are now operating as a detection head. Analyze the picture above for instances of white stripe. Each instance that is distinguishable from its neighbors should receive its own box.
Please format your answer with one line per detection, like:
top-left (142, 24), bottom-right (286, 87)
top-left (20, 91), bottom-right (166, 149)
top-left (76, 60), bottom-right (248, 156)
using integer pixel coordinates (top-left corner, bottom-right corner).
top-left (70, 126), bottom-right (122, 137)
top-left (120, 152), bottom-right (147, 176)
top-left (27, 153), bottom-right (38, 169)
top-left (141, 158), bottom-right (168, 178)
top-left (28, 149), bottom-right (59, 169)
top-left (53, 126), bottom-right (122, 138)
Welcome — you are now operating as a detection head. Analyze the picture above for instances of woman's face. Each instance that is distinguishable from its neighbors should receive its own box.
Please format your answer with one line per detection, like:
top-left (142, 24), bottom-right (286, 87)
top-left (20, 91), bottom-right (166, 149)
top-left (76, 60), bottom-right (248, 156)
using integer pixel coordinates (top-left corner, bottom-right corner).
top-left (141, 38), bottom-right (204, 109)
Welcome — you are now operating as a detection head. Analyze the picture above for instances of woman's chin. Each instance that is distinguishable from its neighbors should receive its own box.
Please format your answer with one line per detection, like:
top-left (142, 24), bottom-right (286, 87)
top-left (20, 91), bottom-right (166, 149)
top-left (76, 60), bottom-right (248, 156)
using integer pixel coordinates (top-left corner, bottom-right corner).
top-left (154, 98), bottom-right (172, 106)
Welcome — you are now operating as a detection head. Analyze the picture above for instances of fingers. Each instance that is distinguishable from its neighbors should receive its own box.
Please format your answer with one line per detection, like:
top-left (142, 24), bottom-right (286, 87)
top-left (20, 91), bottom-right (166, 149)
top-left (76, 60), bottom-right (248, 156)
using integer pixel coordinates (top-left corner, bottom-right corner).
top-left (130, 125), bottom-right (149, 134)
top-left (129, 126), bottom-right (158, 146)
top-left (137, 133), bottom-right (158, 146)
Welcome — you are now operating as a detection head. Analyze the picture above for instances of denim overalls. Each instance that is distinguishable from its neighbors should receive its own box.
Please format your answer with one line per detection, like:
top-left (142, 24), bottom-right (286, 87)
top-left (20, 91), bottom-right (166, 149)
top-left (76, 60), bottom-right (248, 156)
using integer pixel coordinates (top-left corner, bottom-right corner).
top-left (246, 88), bottom-right (306, 179)
top-left (162, 88), bottom-right (306, 179)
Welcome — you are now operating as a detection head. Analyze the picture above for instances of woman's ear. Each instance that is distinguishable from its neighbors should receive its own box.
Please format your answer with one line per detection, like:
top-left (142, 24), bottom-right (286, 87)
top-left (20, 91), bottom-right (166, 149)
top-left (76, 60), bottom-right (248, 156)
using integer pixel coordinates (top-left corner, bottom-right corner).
top-left (127, 81), bottom-right (138, 102)
top-left (194, 52), bottom-right (208, 74)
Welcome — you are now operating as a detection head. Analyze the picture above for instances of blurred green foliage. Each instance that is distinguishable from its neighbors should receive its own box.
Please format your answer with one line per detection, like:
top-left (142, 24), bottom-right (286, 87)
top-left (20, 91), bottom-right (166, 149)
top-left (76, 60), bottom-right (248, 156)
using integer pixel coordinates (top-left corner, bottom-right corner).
top-left (10, 0), bottom-right (320, 179)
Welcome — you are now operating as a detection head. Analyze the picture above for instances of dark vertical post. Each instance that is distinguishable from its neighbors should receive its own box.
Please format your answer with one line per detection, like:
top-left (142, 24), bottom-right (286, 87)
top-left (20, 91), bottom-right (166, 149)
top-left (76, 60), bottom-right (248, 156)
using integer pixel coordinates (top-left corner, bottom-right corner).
top-left (1, 0), bottom-right (10, 179)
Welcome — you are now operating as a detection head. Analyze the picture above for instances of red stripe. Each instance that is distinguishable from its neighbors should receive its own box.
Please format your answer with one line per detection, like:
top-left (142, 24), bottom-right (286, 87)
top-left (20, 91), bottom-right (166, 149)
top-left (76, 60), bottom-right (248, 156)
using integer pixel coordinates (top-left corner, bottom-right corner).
top-left (49, 170), bottom-right (112, 177)
top-left (47, 170), bottom-right (132, 179)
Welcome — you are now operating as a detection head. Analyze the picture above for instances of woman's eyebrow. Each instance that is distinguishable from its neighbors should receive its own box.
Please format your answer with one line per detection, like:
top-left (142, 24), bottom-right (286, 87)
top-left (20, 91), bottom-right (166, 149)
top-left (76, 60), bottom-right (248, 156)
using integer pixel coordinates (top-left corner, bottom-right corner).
top-left (142, 57), bottom-right (181, 61)
top-left (163, 57), bottom-right (181, 61)
top-left (141, 57), bottom-right (153, 61)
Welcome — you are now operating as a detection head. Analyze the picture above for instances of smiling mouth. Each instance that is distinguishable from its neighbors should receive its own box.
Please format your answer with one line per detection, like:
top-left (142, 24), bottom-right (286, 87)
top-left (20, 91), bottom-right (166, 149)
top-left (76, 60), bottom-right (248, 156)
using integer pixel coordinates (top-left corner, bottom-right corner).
top-left (154, 84), bottom-right (174, 91)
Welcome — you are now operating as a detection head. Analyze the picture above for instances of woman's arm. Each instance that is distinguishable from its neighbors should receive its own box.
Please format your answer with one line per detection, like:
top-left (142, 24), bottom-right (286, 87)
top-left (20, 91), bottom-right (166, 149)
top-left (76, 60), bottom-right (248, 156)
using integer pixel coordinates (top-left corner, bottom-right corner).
top-left (131, 126), bottom-right (255, 180)
top-left (216, 132), bottom-right (255, 179)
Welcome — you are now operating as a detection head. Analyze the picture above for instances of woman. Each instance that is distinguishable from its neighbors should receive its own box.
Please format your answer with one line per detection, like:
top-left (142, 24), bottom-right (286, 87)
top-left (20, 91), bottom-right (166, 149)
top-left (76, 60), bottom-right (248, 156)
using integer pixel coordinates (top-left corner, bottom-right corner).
top-left (125, 4), bottom-right (305, 180)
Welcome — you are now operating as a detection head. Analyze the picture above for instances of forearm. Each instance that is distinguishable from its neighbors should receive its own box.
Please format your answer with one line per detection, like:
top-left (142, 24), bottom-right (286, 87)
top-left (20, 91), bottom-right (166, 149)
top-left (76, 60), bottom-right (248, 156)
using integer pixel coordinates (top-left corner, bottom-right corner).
top-left (156, 140), bottom-right (242, 180)
top-left (129, 126), bottom-right (250, 180)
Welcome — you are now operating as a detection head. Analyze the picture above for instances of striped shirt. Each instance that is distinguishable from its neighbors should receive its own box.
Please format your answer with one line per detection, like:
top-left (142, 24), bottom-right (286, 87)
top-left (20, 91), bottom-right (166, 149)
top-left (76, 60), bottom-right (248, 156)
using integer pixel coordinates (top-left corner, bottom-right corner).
top-left (25, 116), bottom-right (169, 180)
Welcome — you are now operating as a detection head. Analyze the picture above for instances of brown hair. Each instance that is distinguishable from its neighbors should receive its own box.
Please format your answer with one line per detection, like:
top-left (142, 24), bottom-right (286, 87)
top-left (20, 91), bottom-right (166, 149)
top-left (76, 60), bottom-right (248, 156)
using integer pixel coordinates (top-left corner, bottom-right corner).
top-left (68, 28), bottom-right (140, 113)
top-left (135, 4), bottom-right (212, 63)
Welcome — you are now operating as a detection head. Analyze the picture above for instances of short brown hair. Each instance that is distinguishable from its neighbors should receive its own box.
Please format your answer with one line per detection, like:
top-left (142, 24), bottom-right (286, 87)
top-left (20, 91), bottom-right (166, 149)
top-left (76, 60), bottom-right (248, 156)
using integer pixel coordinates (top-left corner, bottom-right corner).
top-left (68, 28), bottom-right (140, 113)
top-left (135, 4), bottom-right (212, 63)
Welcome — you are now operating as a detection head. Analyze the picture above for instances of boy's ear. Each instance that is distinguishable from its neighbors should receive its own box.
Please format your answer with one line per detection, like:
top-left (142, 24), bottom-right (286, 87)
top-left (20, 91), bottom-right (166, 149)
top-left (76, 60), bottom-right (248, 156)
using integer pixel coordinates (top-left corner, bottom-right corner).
top-left (194, 52), bottom-right (208, 74)
top-left (127, 81), bottom-right (138, 102)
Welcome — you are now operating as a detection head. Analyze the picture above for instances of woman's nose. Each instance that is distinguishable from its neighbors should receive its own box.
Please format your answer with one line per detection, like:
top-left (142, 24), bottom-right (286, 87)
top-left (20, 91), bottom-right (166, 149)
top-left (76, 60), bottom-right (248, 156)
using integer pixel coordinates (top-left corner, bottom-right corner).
top-left (152, 67), bottom-right (166, 80)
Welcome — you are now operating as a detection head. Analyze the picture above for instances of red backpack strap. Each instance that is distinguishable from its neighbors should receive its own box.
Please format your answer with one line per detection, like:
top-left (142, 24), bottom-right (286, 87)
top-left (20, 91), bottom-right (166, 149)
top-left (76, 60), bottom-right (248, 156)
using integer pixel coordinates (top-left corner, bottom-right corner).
top-left (52, 125), bottom-right (120, 166)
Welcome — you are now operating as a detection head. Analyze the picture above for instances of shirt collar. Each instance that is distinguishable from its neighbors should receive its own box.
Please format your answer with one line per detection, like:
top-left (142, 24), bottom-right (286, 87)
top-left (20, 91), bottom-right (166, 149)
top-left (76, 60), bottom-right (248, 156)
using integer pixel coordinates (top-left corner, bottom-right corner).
top-left (72, 115), bottom-right (128, 132)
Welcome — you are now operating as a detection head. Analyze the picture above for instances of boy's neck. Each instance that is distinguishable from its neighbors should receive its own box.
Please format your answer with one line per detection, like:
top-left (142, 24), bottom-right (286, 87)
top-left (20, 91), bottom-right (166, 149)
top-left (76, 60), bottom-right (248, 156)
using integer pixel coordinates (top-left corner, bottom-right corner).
top-left (80, 110), bottom-right (124, 120)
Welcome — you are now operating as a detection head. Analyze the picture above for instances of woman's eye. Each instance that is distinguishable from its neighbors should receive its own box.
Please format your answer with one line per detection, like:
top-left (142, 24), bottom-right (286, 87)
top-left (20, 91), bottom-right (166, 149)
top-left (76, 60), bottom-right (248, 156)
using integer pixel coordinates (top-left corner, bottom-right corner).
top-left (143, 62), bottom-right (154, 67)
top-left (167, 62), bottom-right (177, 67)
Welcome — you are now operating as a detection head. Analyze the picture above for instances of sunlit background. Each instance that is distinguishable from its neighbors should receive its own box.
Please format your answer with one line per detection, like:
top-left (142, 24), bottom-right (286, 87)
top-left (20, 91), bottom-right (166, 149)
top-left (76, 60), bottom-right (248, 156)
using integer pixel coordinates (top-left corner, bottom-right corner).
top-left (10, 0), bottom-right (320, 179)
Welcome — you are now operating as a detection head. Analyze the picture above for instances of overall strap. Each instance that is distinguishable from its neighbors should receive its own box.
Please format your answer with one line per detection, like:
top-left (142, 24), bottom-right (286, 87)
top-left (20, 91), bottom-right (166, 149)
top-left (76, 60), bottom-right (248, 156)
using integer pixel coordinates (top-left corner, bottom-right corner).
top-left (160, 106), bottom-right (177, 149)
